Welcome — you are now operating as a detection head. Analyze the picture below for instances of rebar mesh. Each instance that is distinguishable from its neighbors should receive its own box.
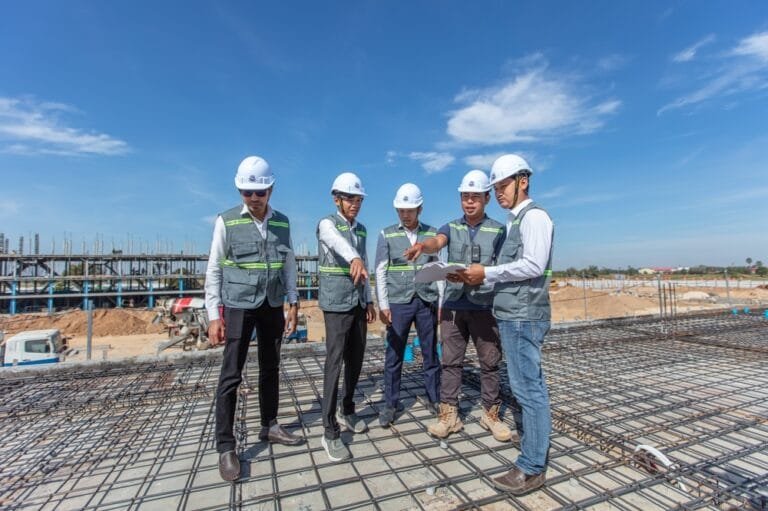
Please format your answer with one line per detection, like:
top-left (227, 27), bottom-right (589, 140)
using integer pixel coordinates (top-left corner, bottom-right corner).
top-left (0, 310), bottom-right (766, 510)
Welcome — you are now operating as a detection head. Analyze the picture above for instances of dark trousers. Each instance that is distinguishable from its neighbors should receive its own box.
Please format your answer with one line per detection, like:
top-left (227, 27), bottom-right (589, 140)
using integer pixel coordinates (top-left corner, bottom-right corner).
top-left (322, 306), bottom-right (367, 440)
top-left (215, 302), bottom-right (285, 453)
top-left (440, 308), bottom-right (502, 409)
top-left (384, 297), bottom-right (440, 408)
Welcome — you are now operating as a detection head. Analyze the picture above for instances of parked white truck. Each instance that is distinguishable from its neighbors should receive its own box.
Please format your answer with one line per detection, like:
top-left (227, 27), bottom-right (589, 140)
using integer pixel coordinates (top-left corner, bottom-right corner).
top-left (1, 329), bottom-right (67, 367)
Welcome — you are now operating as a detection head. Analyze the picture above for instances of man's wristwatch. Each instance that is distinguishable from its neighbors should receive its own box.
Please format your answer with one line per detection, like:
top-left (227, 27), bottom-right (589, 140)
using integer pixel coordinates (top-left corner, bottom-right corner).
top-left (289, 302), bottom-right (299, 309)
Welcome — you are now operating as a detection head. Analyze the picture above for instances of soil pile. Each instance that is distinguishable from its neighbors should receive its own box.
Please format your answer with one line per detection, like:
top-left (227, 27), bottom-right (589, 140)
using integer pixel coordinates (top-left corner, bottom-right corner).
top-left (550, 286), bottom-right (659, 321)
top-left (0, 309), bottom-right (165, 337)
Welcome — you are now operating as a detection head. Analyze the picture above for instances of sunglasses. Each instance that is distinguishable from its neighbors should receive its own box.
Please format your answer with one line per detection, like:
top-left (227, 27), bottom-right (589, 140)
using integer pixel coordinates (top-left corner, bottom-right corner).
top-left (336, 194), bottom-right (364, 204)
top-left (240, 189), bottom-right (269, 197)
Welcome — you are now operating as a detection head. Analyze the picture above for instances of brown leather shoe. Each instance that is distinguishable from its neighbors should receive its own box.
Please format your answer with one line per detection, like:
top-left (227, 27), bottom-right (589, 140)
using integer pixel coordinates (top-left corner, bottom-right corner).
top-left (492, 466), bottom-right (545, 495)
top-left (258, 423), bottom-right (303, 446)
top-left (218, 450), bottom-right (240, 481)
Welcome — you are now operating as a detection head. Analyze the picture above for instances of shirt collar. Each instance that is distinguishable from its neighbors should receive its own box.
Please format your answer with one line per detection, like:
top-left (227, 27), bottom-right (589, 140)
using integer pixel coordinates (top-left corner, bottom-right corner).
top-left (240, 204), bottom-right (273, 222)
top-left (398, 222), bottom-right (420, 233)
top-left (336, 211), bottom-right (357, 228)
top-left (461, 213), bottom-right (488, 226)
top-left (510, 198), bottom-right (533, 217)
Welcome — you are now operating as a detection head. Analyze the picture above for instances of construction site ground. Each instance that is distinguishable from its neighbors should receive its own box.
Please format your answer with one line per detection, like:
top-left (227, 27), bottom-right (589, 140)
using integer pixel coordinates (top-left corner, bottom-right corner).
top-left (2, 284), bottom-right (766, 361)
top-left (1, 310), bottom-right (766, 510)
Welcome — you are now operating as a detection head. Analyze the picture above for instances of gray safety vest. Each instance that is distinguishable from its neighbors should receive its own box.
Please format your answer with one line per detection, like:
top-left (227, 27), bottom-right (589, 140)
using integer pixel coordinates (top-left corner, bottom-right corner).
top-left (219, 206), bottom-right (292, 309)
top-left (382, 223), bottom-right (439, 304)
top-left (444, 217), bottom-right (505, 305)
top-left (492, 202), bottom-right (553, 321)
top-left (317, 213), bottom-right (368, 312)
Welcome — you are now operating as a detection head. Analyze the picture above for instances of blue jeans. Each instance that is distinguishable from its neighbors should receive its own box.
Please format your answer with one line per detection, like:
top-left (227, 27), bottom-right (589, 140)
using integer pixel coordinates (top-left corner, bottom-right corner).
top-left (497, 319), bottom-right (551, 475)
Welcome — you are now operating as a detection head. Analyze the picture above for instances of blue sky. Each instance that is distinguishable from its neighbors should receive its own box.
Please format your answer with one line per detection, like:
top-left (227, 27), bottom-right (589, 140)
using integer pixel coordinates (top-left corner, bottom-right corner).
top-left (1, 1), bottom-right (767, 269)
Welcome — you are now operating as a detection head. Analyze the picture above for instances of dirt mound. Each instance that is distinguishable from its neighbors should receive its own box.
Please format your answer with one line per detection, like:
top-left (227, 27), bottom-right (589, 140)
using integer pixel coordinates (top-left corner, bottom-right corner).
top-left (1, 309), bottom-right (165, 337)
top-left (550, 286), bottom-right (659, 321)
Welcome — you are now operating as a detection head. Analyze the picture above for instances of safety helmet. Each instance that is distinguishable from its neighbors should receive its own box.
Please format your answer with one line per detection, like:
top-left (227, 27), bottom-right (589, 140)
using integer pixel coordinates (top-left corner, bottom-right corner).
top-left (393, 183), bottom-right (424, 208)
top-left (489, 154), bottom-right (532, 185)
top-left (331, 172), bottom-right (367, 196)
top-left (234, 156), bottom-right (275, 190)
top-left (457, 170), bottom-right (491, 193)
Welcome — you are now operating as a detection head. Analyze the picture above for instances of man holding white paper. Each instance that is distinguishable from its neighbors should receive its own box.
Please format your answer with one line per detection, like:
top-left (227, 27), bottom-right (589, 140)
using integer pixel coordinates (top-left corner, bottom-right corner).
top-left (404, 170), bottom-right (512, 442)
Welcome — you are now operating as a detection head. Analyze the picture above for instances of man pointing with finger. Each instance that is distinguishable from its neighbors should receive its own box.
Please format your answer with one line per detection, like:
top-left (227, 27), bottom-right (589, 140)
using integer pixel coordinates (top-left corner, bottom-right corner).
top-left (317, 172), bottom-right (376, 462)
top-left (205, 155), bottom-right (303, 482)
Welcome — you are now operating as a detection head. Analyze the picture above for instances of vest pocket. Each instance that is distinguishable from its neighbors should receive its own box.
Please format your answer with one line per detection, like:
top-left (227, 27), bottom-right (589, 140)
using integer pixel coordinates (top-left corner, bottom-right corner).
top-left (223, 280), bottom-right (256, 304)
top-left (231, 242), bottom-right (261, 258)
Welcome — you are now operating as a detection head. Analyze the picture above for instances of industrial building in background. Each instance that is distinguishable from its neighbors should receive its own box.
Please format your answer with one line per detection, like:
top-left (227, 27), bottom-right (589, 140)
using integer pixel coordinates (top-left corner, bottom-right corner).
top-left (0, 231), bottom-right (320, 315)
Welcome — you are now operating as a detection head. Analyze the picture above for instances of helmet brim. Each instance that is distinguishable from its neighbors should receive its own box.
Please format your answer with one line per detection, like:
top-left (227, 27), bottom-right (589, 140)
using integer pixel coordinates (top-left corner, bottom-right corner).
top-left (235, 177), bottom-right (275, 190)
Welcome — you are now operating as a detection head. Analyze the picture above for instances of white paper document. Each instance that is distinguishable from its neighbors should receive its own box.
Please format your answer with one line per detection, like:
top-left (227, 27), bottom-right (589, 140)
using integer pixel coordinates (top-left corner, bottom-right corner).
top-left (414, 261), bottom-right (466, 283)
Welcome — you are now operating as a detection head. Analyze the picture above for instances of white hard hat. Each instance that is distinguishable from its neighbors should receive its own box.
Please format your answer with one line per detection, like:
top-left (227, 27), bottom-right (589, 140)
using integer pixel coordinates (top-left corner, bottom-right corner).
top-left (393, 183), bottom-right (423, 208)
top-left (331, 172), bottom-right (366, 196)
top-left (457, 170), bottom-right (491, 193)
top-left (489, 154), bottom-right (532, 185)
top-left (234, 156), bottom-right (275, 190)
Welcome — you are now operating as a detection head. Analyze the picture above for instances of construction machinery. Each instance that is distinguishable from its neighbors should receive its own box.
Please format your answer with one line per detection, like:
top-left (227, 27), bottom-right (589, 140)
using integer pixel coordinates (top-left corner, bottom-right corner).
top-left (154, 298), bottom-right (211, 353)
top-left (1, 329), bottom-right (67, 367)
top-left (153, 297), bottom-right (308, 353)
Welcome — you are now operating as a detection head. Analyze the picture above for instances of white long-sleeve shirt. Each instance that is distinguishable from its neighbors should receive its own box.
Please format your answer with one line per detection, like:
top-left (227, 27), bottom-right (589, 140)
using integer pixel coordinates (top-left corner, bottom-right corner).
top-left (484, 199), bottom-right (553, 284)
top-left (374, 224), bottom-right (419, 311)
top-left (204, 205), bottom-right (298, 321)
top-left (317, 212), bottom-right (372, 303)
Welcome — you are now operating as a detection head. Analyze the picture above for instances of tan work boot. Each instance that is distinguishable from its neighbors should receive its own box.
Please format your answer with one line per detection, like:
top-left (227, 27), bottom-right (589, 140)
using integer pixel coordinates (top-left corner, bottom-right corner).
top-left (480, 404), bottom-right (515, 442)
top-left (427, 403), bottom-right (463, 438)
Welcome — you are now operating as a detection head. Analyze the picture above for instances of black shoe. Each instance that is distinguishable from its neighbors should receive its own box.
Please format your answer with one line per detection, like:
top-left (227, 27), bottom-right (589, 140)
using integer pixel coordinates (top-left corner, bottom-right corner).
top-left (218, 450), bottom-right (240, 481)
top-left (379, 406), bottom-right (395, 428)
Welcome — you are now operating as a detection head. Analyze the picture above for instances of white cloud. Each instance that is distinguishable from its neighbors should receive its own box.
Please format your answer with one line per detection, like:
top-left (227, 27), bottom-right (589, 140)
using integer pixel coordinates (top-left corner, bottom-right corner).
top-left (446, 60), bottom-right (620, 145)
top-left (672, 34), bottom-right (715, 62)
top-left (408, 151), bottom-right (455, 173)
top-left (0, 97), bottom-right (129, 156)
top-left (660, 30), bottom-right (768, 114)
top-left (463, 150), bottom-right (547, 172)
top-left (463, 152), bottom-right (506, 169)
top-left (732, 31), bottom-right (768, 61)
top-left (385, 150), bottom-right (398, 165)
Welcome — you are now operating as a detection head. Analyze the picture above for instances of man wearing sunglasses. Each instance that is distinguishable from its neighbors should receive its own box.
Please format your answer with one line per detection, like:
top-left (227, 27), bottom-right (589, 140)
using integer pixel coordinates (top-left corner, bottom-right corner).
top-left (316, 172), bottom-right (376, 462)
top-left (457, 154), bottom-right (554, 496)
top-left (205, 155), bottom-right (303, 482)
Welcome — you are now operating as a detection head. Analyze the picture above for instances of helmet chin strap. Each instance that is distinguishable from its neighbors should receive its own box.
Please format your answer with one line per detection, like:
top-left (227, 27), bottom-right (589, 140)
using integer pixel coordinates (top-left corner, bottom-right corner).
top-left (336, 196), bottom-right (352, 221)
top-left (510, 175), bottom-right (521, 209)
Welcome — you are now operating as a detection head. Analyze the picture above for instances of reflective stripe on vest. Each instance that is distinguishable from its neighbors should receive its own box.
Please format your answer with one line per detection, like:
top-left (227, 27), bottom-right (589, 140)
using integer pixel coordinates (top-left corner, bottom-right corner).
top-left (317, 213), bottom-right (368, 312)
top-left (218, 206), bottom-right (292, 309)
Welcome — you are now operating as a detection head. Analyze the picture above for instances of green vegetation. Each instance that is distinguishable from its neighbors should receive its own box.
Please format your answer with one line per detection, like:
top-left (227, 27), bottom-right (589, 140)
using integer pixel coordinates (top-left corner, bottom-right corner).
top-left (554, 263), bottom-right (767, 279)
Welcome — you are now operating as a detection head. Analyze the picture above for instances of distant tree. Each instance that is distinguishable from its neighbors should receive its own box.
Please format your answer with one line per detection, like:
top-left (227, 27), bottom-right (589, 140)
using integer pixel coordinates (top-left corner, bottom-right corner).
top-left (757, 266), bottom-right (768, 277)
top-left (585, 265), bottom-right (600, 278)
top-left (626, 266), bottom-right (639, 276)
top-left (746, 257), bottom-right (753, 266)
top-left (756, 260), bottom-right (764, 268)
